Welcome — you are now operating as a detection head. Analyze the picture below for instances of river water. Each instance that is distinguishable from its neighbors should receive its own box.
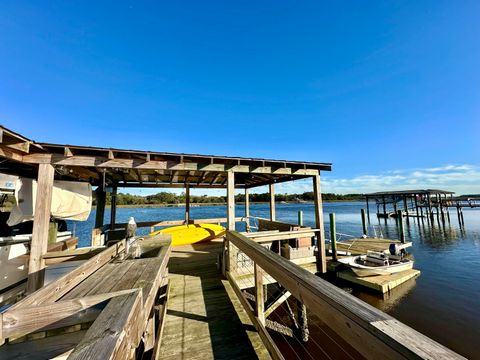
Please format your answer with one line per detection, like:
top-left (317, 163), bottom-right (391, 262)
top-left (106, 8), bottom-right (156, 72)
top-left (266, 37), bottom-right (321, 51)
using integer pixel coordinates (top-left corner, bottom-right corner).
top-left (68, 201), bottom-right (480, 358)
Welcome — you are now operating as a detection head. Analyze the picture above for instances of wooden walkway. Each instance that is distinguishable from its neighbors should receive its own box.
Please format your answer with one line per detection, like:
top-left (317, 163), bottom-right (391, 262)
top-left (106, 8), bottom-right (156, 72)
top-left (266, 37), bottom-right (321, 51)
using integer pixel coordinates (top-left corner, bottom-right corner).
top-left (158, 240), bottom-right (271, 360)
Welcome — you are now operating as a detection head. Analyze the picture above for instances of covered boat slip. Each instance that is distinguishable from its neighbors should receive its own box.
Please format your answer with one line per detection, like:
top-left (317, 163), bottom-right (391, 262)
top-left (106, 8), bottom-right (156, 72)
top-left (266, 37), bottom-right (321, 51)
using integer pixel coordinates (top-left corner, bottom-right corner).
top-left (0, 125), bottom-right (464, 359)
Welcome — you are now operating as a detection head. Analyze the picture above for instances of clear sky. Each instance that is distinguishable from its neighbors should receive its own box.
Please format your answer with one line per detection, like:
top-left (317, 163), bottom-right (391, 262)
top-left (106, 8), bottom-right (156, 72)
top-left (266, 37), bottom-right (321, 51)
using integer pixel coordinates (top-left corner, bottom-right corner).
top-left (1, 1), bottom-right (479, 195)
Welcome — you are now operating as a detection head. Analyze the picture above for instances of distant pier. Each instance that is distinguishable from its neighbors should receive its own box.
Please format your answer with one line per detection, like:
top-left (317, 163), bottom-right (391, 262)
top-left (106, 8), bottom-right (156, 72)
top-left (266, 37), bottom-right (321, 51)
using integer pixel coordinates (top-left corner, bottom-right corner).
top-left (364, 189), bottom-right (476, 226)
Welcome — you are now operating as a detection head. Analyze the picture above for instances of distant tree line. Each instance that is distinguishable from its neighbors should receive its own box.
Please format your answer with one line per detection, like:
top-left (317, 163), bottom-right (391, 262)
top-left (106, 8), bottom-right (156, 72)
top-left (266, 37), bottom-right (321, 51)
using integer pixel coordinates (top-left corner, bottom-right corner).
top-left (92, 191), bottom-right (363, 205)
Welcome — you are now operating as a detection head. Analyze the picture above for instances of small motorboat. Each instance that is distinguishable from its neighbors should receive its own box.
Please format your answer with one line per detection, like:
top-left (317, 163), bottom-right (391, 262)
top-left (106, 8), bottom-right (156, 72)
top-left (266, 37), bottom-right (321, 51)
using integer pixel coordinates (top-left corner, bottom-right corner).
top-left (148, 224), bottom-right (225, 247)
top-left (338, 251), bottom-right (414, 277)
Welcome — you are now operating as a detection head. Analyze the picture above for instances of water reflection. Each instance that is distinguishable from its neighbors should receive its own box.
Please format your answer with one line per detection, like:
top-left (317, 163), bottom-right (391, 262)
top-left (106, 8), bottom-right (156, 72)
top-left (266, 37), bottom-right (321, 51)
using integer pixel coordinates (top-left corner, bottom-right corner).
top-left (353, 277), bottom-right (418, 312)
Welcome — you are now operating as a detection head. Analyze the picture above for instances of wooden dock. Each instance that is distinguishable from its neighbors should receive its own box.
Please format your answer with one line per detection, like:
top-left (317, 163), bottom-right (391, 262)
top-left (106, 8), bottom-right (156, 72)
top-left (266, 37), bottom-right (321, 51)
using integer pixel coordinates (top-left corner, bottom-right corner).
top-left (157, 239), bottom-right (365, 360)
top-left (0, 126), bottom-right (464, 359)
top-left (158, 240), bottom-right (270, 360)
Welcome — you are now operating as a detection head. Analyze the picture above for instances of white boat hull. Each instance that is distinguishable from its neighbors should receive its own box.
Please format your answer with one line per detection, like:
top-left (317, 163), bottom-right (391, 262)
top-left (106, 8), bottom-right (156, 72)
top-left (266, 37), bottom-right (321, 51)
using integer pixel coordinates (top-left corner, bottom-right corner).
top-left (338, 255), bottom-right (414, 277)
top-left (0, 231), bottom-right (73, 293)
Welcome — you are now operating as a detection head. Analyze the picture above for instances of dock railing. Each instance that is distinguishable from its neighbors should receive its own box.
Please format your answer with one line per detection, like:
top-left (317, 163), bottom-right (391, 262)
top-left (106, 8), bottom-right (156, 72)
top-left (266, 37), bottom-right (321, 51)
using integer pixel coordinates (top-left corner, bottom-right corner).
top-left (225, 230), bottom-right (463, 360)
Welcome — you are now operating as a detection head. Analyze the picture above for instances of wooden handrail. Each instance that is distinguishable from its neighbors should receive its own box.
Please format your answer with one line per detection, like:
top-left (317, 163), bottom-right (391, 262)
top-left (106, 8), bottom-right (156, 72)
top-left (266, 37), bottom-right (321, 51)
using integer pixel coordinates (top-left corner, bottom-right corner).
top-left (226, 231), bottom-right (463, 360)
top-left (245, 229), bottom-right (318, 243)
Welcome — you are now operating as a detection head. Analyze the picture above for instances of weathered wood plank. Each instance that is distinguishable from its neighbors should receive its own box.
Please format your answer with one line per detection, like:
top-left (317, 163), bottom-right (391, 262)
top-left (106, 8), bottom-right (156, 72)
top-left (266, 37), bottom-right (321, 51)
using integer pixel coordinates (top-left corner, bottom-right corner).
top-left (227, 171), bottom-right (235, 231)
top-left (264, 291), bottom-right (291, 318)
top-left (1, 290), bottom-right (135, 341)
top-left (269, 183), bottom-right (275, 221)
top-left (67, 290), bottom-right (143, 360)
top-left (10, 240), bottom-right (125, 310)
top-left (43, 248), bottom-right (105, 265)
top-left (60, 263), bottom-right (119, 300)
top-left (151, 283), bottom-right (169, 360)
top-left (27, 163), bottom-right (55, 294)
top-left (0, 329), bottom-right (87, 360)
top-left (246, 230), bottom-right (317, 243)
top-left (254, 264), bottom-right (265, 326)
top-left (47, 237), bottom-right (79, 253)
top-left (312, 174), bottom-right (326, 273)
top-left (22, 153), bottom-right (322, 175)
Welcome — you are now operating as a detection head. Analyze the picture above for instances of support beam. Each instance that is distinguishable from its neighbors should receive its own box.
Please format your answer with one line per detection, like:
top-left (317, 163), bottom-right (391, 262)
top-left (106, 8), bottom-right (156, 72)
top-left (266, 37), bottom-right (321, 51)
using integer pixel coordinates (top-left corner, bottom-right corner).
top-left (254, 264), bottom-right (265, 326)
top-left (185, 183), bottom-right (190, 223)
top-left (22, 153), bottom-right (326, 175)
top-left (265, 291), bottom-right (291, 318)
top-left (110, 186), bottom-right (117, 230)
top-left (245, 188), bottom-right (251, 232)
top-left (27, 163), bottom-right (55, 294)
top-left (269, 183), bottom-right (276, 221)
top-left (312, 175), bottom-right (326, 273)
top-left (227, 171), bottom-right (235, 231)
top-left (366, 196), bottom-right (370, 220)
top-left (95, 187), bottom-right (106, 228)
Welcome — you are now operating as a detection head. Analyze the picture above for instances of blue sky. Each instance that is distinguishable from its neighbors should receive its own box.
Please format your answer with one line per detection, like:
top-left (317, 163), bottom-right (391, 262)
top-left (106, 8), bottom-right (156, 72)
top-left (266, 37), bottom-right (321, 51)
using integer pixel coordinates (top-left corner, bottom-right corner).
top-left (1, 1), bottom-right (479, 195)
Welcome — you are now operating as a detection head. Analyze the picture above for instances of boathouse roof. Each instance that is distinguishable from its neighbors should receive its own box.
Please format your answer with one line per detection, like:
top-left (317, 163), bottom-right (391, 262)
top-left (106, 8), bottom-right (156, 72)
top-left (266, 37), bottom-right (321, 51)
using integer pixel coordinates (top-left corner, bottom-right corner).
top-left (0, 125), bottom-right (331, 188)
top-left (365, 189), bottom-right (455, 197)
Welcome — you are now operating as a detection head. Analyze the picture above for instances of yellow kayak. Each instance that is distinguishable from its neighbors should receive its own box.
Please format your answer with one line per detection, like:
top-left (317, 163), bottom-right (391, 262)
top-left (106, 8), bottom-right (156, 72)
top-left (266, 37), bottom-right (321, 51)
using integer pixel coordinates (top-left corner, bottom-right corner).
top-left (148, 224), bottom-right (226, 246)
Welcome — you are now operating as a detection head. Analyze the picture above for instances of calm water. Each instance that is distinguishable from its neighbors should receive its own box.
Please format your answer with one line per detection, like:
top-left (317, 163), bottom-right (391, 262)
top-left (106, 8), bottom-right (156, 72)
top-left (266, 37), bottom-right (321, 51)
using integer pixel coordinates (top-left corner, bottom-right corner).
top-left (68, 201), bottom-right (480, 358)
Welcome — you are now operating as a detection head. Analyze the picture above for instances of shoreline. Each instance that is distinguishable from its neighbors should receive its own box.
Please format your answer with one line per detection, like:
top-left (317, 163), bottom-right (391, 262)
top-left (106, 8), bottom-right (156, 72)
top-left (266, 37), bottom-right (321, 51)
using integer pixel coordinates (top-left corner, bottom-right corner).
top-left (96, 199), bottom-right (363, 209)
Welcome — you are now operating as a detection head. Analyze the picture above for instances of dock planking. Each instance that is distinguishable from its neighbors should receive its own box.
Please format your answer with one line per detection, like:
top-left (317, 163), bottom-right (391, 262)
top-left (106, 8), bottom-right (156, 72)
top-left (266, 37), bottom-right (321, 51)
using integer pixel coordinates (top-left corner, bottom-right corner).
top-left (158, 239), bottom-right (271, 360)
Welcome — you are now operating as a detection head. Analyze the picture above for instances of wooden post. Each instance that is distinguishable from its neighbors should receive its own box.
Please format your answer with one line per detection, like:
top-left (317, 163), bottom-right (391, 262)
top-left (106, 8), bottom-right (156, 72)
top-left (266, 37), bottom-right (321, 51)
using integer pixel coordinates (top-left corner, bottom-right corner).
top-left (269, 183), bottom-right (275, 221)
top-left (313, 175), bottom-right (326, 273)
top-left (403, 195), bottom-right (408, 217)
top-left (225, 171), bottom-right (235, 274)
top-left (365, 196), bottom-right (370, 220)
top-left (245, 188), bottom-right (250, 232)
top-left (298, 210), bottom-right (303, 226)
top-left (254, 263), bottom-right (265, 325)
top-left (397, 210), bottom-right (405, 243)
top-left (427, 194), bottom-right (433, 221)
top-left (185, 183), bottom-right (190, 224)
top-left (456, 204), bottom-right (463, 228)
top-left (419, 195), bottom-right (424, 218)
top-left (95, 187), bottom-right (106, 229)
top-left (361, 209), bottom-right (367, 236)
top-left (110, 186), bottom-right (117, 230)
top-left (445, 194), bottom-right (450, 222)
top-left (227, 171), bottom-right (235, 231)
top-left (435, 194), bottom-right (440, 221)
top-left (27, 163), bottom-right (55, 294)
top-left (382, 195), bottom-right (387, 216)
top-left (330, 213), bottom-right (337, 262)
top-left (414, 195), bottom-right (419, 218)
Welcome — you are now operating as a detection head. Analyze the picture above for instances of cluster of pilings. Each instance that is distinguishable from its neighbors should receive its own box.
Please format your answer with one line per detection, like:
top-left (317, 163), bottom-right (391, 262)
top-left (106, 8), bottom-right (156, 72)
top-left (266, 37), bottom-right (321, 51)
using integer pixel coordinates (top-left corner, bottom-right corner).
top-left (364, 189), bottom-right (467, 228)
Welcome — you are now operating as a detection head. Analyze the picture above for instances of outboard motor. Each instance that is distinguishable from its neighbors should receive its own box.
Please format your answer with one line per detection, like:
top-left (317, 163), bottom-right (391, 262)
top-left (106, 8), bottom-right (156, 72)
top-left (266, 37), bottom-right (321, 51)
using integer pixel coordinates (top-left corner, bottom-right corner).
top-left (389, 243), bottom-right (399, 256)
